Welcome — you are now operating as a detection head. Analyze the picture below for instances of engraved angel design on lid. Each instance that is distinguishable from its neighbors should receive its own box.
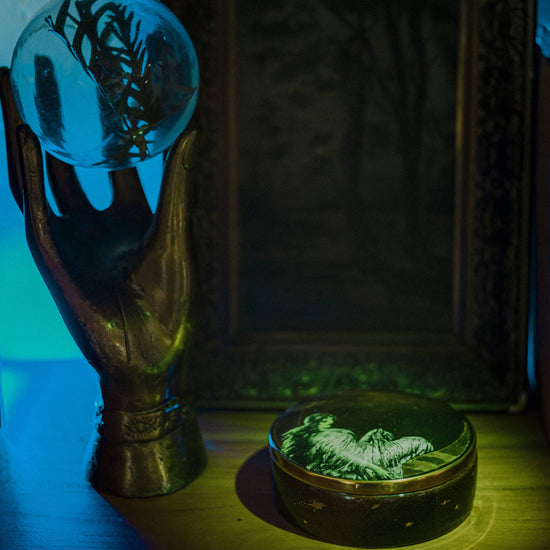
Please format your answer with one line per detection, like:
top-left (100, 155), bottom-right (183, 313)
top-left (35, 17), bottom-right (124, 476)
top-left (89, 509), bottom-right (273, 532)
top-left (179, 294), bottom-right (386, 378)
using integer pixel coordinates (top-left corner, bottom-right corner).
top-left (281, 412), bottom-right (434, 481)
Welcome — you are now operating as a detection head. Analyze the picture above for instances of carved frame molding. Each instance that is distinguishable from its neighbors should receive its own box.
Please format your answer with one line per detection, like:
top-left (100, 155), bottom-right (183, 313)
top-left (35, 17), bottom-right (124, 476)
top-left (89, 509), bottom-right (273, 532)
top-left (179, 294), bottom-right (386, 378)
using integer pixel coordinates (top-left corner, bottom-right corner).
top-left (166, 0), bottom-right (535, 409)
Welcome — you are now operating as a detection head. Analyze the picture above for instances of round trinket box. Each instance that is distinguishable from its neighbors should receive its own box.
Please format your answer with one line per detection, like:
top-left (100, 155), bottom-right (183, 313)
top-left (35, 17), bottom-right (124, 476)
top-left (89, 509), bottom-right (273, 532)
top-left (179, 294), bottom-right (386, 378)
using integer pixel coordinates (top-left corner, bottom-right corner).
top-left (269, 391), bottom-right (477, 547)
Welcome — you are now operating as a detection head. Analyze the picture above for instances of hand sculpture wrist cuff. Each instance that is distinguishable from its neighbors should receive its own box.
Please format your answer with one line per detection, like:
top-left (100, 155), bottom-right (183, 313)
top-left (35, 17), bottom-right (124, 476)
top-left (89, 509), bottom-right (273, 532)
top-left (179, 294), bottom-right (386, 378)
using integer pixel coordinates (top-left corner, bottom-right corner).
top-left (98, 398), bottom-right (193, 443)
top-left (89, 396), bottom-right (207, 497)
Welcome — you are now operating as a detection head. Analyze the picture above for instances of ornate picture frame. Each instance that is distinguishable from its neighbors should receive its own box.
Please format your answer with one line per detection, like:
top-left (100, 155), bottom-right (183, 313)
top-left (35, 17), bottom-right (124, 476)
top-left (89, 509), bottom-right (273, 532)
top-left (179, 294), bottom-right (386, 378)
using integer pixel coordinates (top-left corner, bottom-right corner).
top-left (167, 0), bottom-right (535, 409)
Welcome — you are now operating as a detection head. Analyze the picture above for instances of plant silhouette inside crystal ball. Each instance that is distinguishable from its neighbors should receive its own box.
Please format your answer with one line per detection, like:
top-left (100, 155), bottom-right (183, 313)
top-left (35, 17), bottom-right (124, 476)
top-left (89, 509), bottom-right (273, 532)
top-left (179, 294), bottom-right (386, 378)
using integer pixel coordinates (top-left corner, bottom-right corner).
top-left (10, 0), bottom-right (199, 169)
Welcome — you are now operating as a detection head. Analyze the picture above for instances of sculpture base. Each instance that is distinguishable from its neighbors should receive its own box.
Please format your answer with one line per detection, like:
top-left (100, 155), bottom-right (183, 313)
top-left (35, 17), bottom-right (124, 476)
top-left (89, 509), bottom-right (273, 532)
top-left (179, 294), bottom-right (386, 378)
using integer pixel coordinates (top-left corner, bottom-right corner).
top-left (88, 405), bottom-right (207, 498)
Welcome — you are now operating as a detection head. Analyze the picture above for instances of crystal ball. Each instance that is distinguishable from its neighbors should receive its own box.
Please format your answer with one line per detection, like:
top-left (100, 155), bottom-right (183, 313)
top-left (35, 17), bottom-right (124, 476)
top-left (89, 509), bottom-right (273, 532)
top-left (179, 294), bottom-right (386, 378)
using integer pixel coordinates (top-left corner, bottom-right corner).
top-left (10, 0), bottom-right (199, 169)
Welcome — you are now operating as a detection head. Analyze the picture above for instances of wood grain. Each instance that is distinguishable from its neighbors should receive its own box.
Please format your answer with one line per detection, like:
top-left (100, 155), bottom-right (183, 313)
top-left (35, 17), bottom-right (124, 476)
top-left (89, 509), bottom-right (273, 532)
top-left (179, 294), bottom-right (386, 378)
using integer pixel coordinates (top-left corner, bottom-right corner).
top-left (0, 361), bottom-right (549, 549)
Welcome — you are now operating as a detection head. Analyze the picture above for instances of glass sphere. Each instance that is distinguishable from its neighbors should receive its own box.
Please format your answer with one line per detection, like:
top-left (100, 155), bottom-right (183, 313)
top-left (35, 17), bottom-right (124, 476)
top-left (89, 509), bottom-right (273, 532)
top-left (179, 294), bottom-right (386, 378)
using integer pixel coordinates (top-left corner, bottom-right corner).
top-left (10, 0), bottom-right (199, 169)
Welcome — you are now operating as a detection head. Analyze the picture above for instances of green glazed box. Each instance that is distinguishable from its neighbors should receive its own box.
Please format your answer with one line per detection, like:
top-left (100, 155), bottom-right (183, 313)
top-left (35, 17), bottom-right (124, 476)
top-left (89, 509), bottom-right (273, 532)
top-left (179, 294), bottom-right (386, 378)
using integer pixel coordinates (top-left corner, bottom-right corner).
top-left (269, 391), bottom-right (477, 547)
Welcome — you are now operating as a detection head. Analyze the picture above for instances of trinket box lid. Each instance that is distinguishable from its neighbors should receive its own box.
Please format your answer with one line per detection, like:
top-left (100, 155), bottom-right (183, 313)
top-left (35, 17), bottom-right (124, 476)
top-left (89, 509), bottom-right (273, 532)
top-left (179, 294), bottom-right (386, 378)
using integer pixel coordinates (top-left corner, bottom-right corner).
top-left (269, 391), bottom-right (475, 494)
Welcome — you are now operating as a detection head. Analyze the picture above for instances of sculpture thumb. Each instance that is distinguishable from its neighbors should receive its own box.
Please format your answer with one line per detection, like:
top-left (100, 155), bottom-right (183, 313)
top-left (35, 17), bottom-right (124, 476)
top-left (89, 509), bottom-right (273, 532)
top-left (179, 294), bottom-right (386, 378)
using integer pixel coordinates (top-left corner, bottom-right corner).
top-left (132, 130), bottom-right (197, 321)
top-left (153, 129), bottom-right (197, 246)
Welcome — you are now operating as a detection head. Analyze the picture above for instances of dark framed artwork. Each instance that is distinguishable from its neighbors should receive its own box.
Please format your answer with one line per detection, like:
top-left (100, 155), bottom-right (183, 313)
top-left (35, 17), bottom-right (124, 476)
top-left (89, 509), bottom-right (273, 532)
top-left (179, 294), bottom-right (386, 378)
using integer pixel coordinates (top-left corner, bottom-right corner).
top-left (167, 0), bottom-right (535, 409)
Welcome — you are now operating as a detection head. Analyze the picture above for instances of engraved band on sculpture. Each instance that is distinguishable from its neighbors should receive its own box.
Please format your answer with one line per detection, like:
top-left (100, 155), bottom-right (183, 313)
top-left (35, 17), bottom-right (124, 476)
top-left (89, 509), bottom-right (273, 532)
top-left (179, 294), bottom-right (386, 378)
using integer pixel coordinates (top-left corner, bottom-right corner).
top-left (98, 398), bottom-right (193, 443)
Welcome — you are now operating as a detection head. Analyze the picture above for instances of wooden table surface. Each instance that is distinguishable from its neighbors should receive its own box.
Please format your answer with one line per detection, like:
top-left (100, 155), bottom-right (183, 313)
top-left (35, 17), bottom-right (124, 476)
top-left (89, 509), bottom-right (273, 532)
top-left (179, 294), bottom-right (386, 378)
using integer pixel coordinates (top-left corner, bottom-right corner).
top-left (0, 361), bottom-right (549, 550)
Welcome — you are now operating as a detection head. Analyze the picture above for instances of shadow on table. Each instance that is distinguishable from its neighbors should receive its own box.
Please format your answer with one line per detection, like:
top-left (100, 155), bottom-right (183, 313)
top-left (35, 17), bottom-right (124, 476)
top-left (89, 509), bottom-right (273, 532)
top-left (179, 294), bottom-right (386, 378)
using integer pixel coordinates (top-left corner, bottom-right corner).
top-left (235, 446), bottom-right (320, 541)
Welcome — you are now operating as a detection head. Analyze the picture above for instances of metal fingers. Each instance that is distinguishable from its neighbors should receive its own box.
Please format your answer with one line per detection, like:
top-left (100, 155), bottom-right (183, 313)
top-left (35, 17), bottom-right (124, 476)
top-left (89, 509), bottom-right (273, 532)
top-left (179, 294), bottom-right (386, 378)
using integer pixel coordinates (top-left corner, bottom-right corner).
top-left (46, 153), bottom-right (92, 214)
top-left (0, 67), bottom-right (25, 211)
top-left (151, 130), bottom-right (197, 249)
top-left (17, 126), bottom-right (53, 246)
top-left (109, 166), bottom-right (152, 222)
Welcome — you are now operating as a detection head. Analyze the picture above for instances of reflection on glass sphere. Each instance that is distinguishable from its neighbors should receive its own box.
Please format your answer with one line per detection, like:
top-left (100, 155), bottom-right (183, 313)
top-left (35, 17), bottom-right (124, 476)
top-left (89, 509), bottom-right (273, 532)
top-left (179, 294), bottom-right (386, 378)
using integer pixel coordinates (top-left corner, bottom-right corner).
top-left (10, 0), bottom-right (199, 170)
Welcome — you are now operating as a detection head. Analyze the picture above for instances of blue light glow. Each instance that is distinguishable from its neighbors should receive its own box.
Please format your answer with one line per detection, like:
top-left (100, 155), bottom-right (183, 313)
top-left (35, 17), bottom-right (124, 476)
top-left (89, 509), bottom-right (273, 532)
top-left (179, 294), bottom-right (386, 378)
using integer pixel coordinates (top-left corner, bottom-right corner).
top-left (527, 238), bottom-right (538, 399)
top-left (0, 154), bottom-right (162, 362)
top-left (0, 360), bottom-right (149, 549)
top-left (0, 1), bottom-right (78, 361)
top-left (0, 2), bottom-right (163, 363)
top-left (0, 7), bottom-right (169, 547)
top-left (537, 0), bottom-right (550, 58)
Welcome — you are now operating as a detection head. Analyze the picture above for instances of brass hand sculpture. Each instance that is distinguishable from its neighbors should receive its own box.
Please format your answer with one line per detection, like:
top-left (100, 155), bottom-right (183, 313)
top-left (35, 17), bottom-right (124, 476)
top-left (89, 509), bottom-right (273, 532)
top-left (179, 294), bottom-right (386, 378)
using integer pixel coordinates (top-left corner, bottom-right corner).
top-left (0, 67), bottom-right (207, 497)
